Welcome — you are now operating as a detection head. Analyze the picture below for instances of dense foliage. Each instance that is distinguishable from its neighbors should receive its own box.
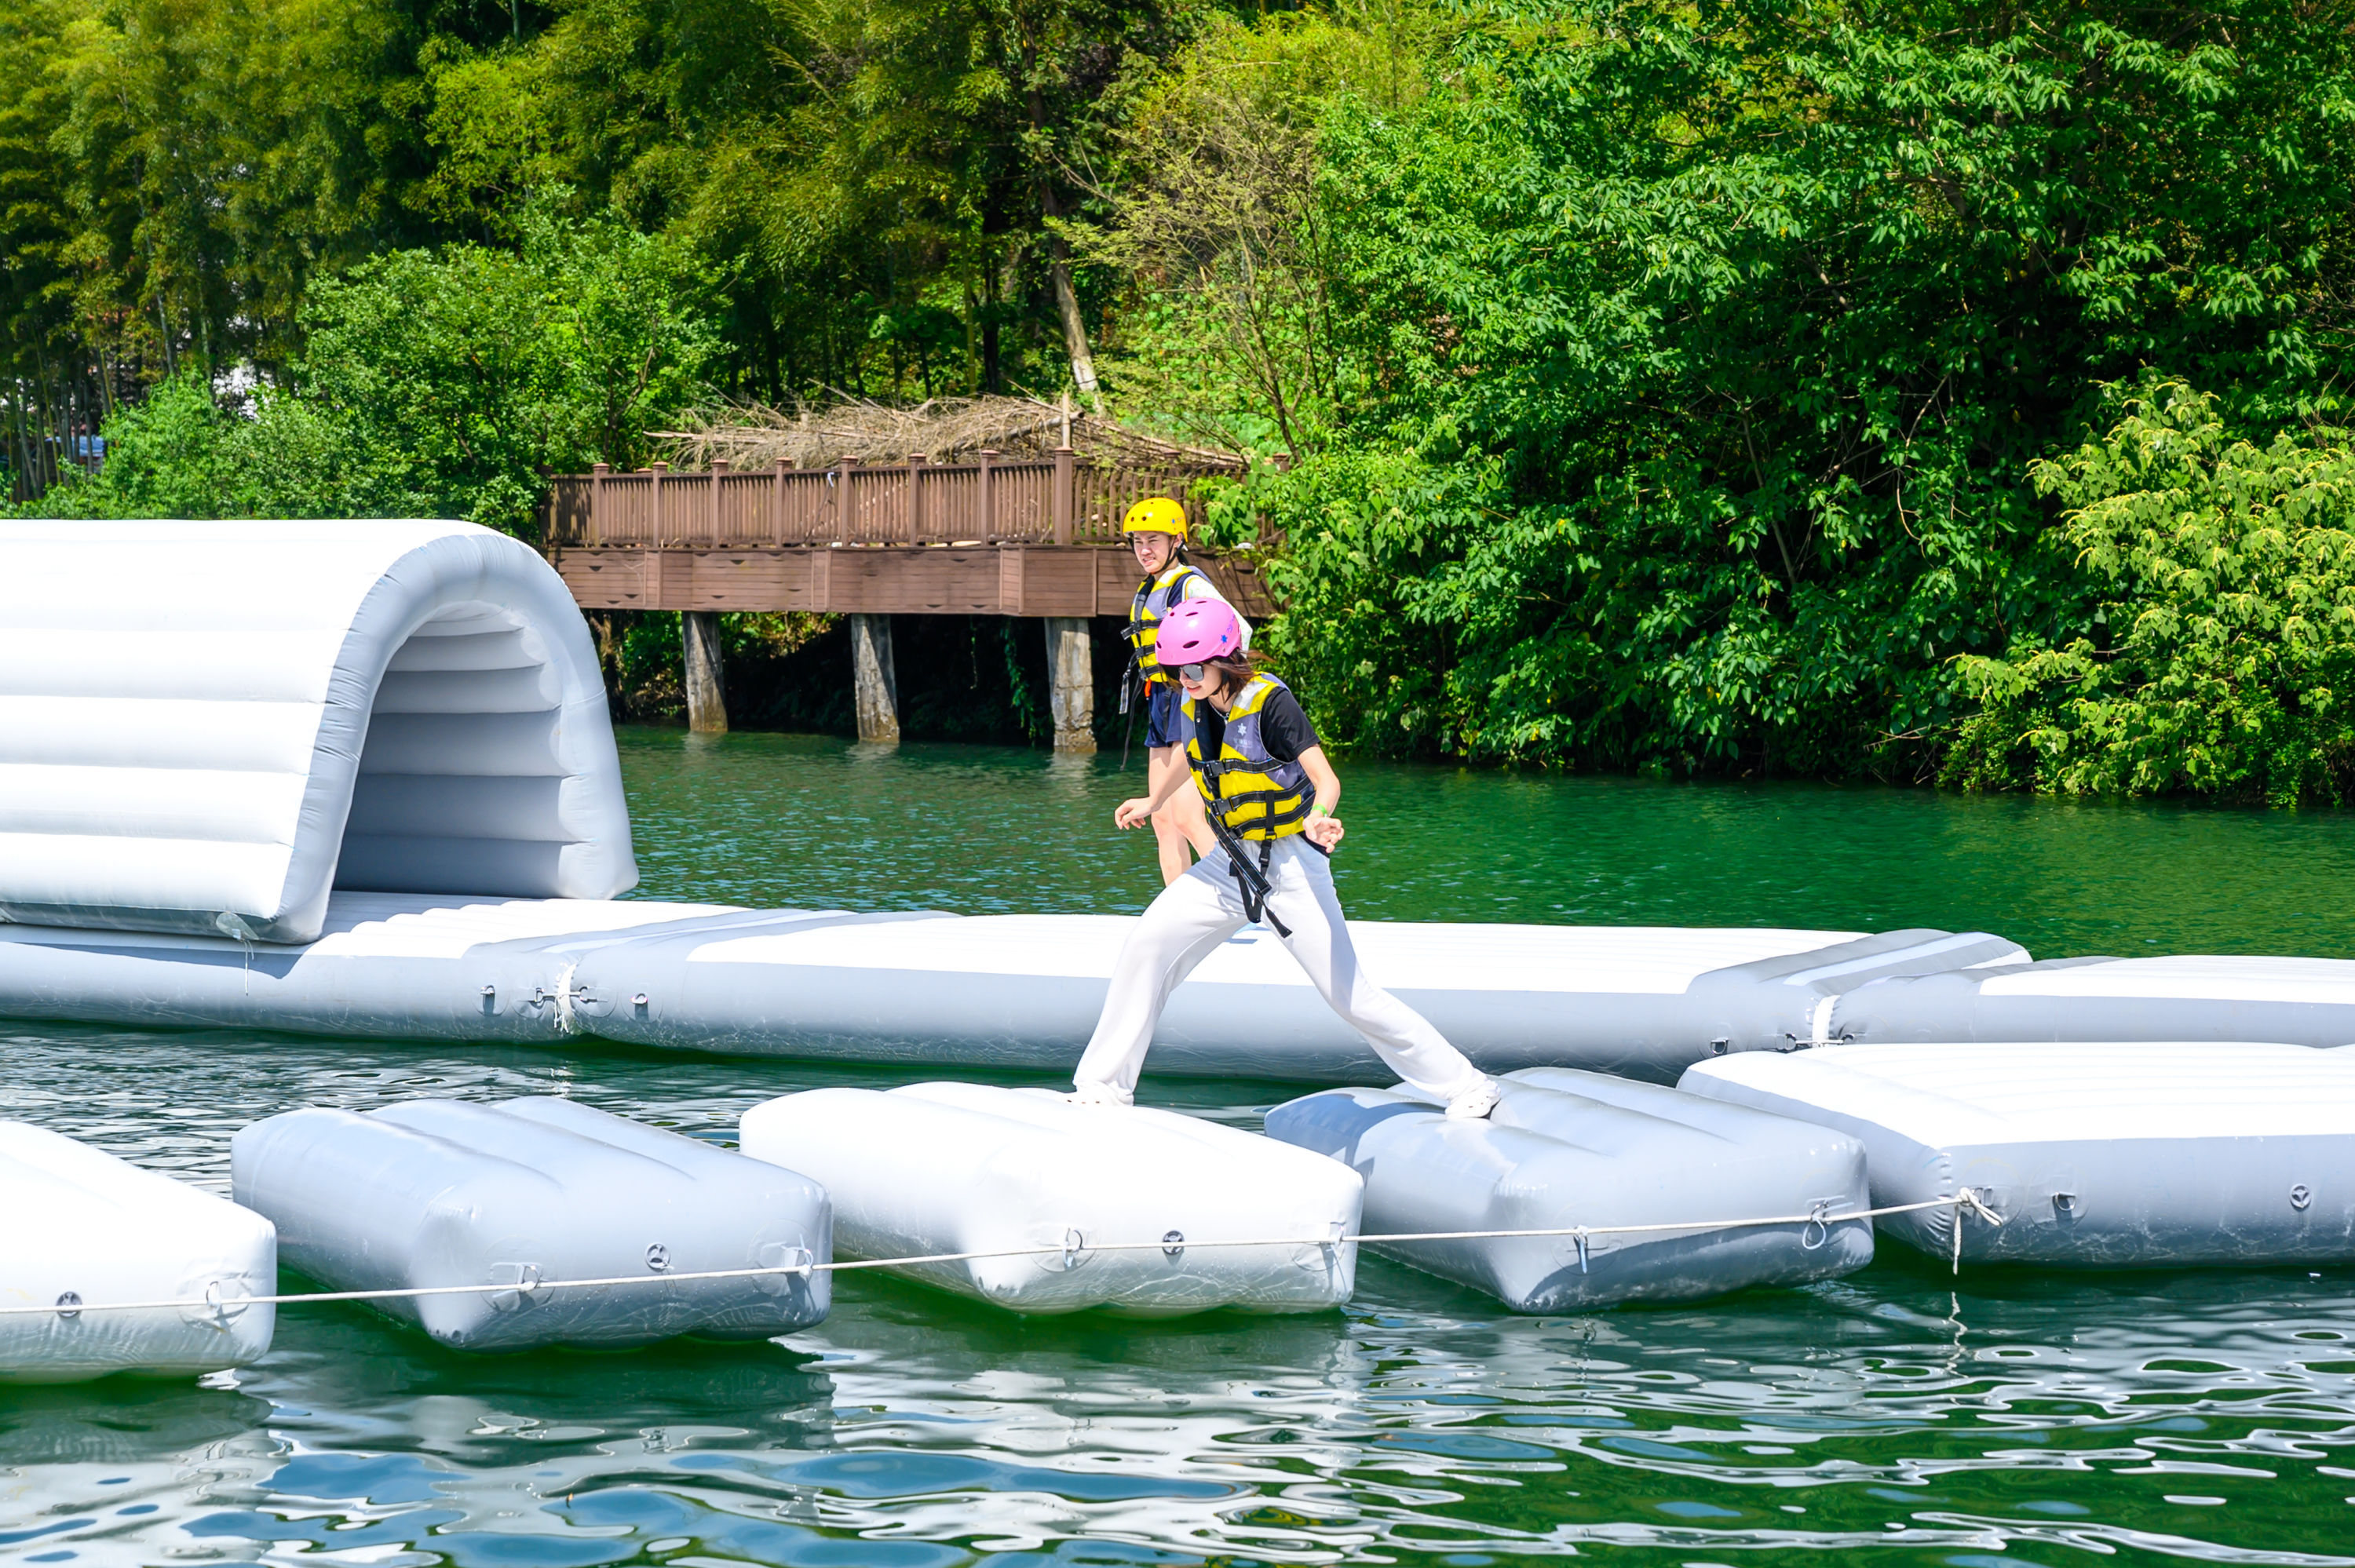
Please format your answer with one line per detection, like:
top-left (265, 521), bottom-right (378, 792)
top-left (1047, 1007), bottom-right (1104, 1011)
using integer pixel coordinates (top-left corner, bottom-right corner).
top-left (31, 201), bottom-right (714, 531)
top-left (1947, 382), bottom-right (2355, 804)
top-left (1247, 0), bottom-right (2355, 790)
top-left (1, 0), bottom-right (1203, 472)
top-left (14, 0), bottom-right (2355, 794)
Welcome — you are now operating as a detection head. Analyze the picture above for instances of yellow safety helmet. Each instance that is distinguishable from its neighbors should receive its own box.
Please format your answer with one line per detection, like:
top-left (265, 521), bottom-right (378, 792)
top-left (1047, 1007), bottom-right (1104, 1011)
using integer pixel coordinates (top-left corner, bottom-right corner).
top-left (1122, 496), bottom-right (1188, 537)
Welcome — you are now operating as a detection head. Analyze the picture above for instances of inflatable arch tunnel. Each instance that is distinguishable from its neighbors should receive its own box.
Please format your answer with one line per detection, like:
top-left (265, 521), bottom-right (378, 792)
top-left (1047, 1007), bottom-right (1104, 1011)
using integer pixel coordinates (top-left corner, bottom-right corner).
top-left (0, 520), bottom-right (637, 943)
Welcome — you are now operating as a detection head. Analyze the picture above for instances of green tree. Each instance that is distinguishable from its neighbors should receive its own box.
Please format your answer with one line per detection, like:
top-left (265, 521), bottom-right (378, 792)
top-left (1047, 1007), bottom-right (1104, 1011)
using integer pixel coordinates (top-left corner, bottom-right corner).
top-left (1946, 381), bottom-right (2355, 805)
top-left (2, 0), bottom-right (520, 491)
top-left (1255, 0), bottom-right (2355, 776)
top-left (22, 195), bottom-right (717, 530)
top-left (1086, 2), bottom-right (1450, 458)
top-left (297, 195), bottom-right (718, 531)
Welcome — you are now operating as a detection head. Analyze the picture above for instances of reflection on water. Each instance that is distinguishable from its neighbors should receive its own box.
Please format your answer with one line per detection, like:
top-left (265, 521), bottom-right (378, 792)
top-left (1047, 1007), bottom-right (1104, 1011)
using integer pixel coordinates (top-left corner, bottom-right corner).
top-left (5, 733), bottom-right (2355, 1564)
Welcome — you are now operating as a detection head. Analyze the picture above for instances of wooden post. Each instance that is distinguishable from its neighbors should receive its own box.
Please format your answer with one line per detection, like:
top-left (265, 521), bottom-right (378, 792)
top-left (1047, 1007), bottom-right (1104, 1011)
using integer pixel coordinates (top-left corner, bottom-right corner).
top-left (651, 461), bottom-right (668, 545)
top-left (1045, 617), bottom-right (1094, 754)
top-left (710, 458), bottom-right (728, 546)
top-left (1052, 445), bottom-right (1074, 545)
top-left (590, 461), bottom-right (608, 545)
top-left (771, 458), bottom-right (787, 544)
top-left (850, 614), bottom-right (900, 745)
top-left (836, 455), bottom-right (860, 542)
top-left (907, 452), bottom-right (926, 545)
top-left (977, 448), bottom-right (997, 540)
top-left (683, 610), bottom-right (728, 734)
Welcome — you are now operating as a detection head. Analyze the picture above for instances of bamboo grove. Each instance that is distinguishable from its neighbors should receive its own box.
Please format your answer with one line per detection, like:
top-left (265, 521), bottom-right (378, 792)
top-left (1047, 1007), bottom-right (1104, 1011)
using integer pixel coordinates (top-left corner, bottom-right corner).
top-left (11, 0), bottom-right (2355, 800)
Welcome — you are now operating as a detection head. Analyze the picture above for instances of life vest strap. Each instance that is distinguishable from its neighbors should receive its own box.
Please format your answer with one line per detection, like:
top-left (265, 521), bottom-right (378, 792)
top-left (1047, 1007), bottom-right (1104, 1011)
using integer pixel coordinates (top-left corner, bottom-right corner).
top-left (1127, 563), bottom-right (1207, 680)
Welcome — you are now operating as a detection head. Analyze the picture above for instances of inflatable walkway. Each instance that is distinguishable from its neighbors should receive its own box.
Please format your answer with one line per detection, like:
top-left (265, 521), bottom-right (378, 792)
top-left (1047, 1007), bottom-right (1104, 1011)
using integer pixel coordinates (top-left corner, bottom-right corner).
top-left (1824, 954), bottom-right (2355, 1050)
top-left (0, 893), bottom-right (2026, 1081)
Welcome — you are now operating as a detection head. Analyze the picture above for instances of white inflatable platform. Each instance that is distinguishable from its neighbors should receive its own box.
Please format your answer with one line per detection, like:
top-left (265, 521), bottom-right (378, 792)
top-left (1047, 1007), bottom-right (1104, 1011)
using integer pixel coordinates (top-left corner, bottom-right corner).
top-left (1827, 954), bottom-right (2355, 1051)
top-left (2, 1122), bottom-right (275, 1383)
top-left (1264, 1069), bottom-right (1872, 1311)
top-left (0, 893), bottom-right (749, 1041)
top-left (0, 895), bottom-right (2026, 1084)
top-left (740, 1084), bottom-right (1361, 1315)
top-left (1680, 1041), bottom-right (2355, 1267)
top-left (592, 917), bottom-right (2025, 1081)
top-left (233, 1097), bottom-right (830, 1348)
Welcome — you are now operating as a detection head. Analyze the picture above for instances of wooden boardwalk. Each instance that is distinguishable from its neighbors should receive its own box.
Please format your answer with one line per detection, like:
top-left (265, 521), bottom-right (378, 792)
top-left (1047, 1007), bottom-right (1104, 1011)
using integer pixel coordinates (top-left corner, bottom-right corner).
top-left (545, 450), bottom-right (1275, 619)
top-left (540, 447), bottom-right (1280, 748)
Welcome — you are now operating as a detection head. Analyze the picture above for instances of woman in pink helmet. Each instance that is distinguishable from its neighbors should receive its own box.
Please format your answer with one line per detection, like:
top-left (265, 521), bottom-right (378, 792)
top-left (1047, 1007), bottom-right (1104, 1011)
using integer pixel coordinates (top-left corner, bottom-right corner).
top-left (1070, 598), bottom-right (1500, 1118)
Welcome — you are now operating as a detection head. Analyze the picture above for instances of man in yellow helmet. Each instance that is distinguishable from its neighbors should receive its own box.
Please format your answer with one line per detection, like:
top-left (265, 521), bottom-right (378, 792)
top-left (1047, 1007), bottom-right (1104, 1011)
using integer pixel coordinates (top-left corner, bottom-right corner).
top-left (1120, 495), bottom-right (1250, 884)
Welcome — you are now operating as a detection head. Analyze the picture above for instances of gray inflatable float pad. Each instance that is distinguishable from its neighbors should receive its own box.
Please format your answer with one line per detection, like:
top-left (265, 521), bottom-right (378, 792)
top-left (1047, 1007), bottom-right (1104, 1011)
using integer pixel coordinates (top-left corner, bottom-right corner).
top-left (232, 1096), bottom-right (831, 1349)
top-left (1678, 1041), bottom-right (2355, 1266)
top-left (738, 1082), bottom-right (1361, 1317)
top-left (1262, 1068), bottom-right (1872, 1311)
top-left (1832, 955), bottom-right (2355, 1050)
top-left (1, 1121), bottom-right (276, 1383)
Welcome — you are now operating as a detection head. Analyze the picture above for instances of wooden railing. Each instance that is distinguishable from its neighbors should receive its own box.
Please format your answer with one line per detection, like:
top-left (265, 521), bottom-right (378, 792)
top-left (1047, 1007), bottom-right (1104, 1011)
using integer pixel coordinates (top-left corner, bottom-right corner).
top-left (547, 450), bottom-right (1231, 551)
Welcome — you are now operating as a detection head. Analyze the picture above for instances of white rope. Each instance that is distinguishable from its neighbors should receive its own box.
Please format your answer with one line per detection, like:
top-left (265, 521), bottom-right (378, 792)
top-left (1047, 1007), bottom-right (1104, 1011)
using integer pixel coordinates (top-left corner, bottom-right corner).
top-left (0, 1192), bottom-right (2005, 1319)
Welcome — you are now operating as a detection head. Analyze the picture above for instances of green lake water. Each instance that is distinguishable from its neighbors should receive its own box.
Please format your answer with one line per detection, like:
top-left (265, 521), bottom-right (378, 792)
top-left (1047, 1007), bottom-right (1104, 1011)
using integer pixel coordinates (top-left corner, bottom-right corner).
top-left (5, 727), bottom-right (2353, 1566)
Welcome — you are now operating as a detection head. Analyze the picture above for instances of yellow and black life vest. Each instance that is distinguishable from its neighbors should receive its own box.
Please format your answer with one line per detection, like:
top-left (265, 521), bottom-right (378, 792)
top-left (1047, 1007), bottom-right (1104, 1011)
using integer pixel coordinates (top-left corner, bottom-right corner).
top-left (1126, 561), bottom-right (1208, 684)
top-left (1184, 674), bottom-right (1313, 841)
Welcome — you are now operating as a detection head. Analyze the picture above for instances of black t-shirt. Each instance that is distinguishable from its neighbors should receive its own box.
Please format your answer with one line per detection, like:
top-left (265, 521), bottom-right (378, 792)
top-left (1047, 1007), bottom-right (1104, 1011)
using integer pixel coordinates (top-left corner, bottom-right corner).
top-left (1194, 684), bottom-right (1320, 766)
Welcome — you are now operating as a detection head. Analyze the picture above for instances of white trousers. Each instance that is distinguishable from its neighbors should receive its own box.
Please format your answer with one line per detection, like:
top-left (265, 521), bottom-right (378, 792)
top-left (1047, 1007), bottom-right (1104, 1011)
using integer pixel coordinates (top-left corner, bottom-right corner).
top-left (1073, 835), bottom-right (1488, 1102)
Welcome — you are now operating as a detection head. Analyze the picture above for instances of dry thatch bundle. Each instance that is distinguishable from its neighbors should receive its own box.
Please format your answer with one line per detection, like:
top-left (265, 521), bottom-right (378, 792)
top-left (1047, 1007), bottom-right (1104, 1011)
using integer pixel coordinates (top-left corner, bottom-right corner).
top-left (654, 395), bottom-right (1247, 473)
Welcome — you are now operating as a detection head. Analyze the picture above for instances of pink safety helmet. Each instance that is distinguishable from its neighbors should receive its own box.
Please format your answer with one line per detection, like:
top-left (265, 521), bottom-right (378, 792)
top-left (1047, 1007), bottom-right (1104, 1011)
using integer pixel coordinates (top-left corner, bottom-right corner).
top-left (1154, 597), bottom-right (1243, 669)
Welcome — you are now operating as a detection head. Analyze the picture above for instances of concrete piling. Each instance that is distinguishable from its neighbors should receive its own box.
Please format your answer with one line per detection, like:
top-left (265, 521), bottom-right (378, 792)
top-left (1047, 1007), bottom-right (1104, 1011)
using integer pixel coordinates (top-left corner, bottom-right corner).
top-left (851, 614), bottom-right (901, 745)
top-left (1045, 618), bottom-right (1094, 754)
top-left (683, 611), bottom-right (728, 734)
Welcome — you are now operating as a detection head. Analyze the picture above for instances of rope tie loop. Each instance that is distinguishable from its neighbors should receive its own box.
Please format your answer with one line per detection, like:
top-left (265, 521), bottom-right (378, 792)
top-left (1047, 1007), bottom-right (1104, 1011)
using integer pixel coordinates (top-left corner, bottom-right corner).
top-left (1800, 1201), bottom-right (1831, 1252)
top-left (1947, 1187), bottom-right (2002, 1274)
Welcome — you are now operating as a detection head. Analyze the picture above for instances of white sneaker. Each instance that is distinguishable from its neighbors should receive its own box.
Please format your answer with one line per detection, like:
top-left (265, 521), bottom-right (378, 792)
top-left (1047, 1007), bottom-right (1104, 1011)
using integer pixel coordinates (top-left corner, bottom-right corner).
top-left (1066, 1081), bottom-right (1130, 1109)
top-left (1445, 1079), bottom-right (1502, 1120)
